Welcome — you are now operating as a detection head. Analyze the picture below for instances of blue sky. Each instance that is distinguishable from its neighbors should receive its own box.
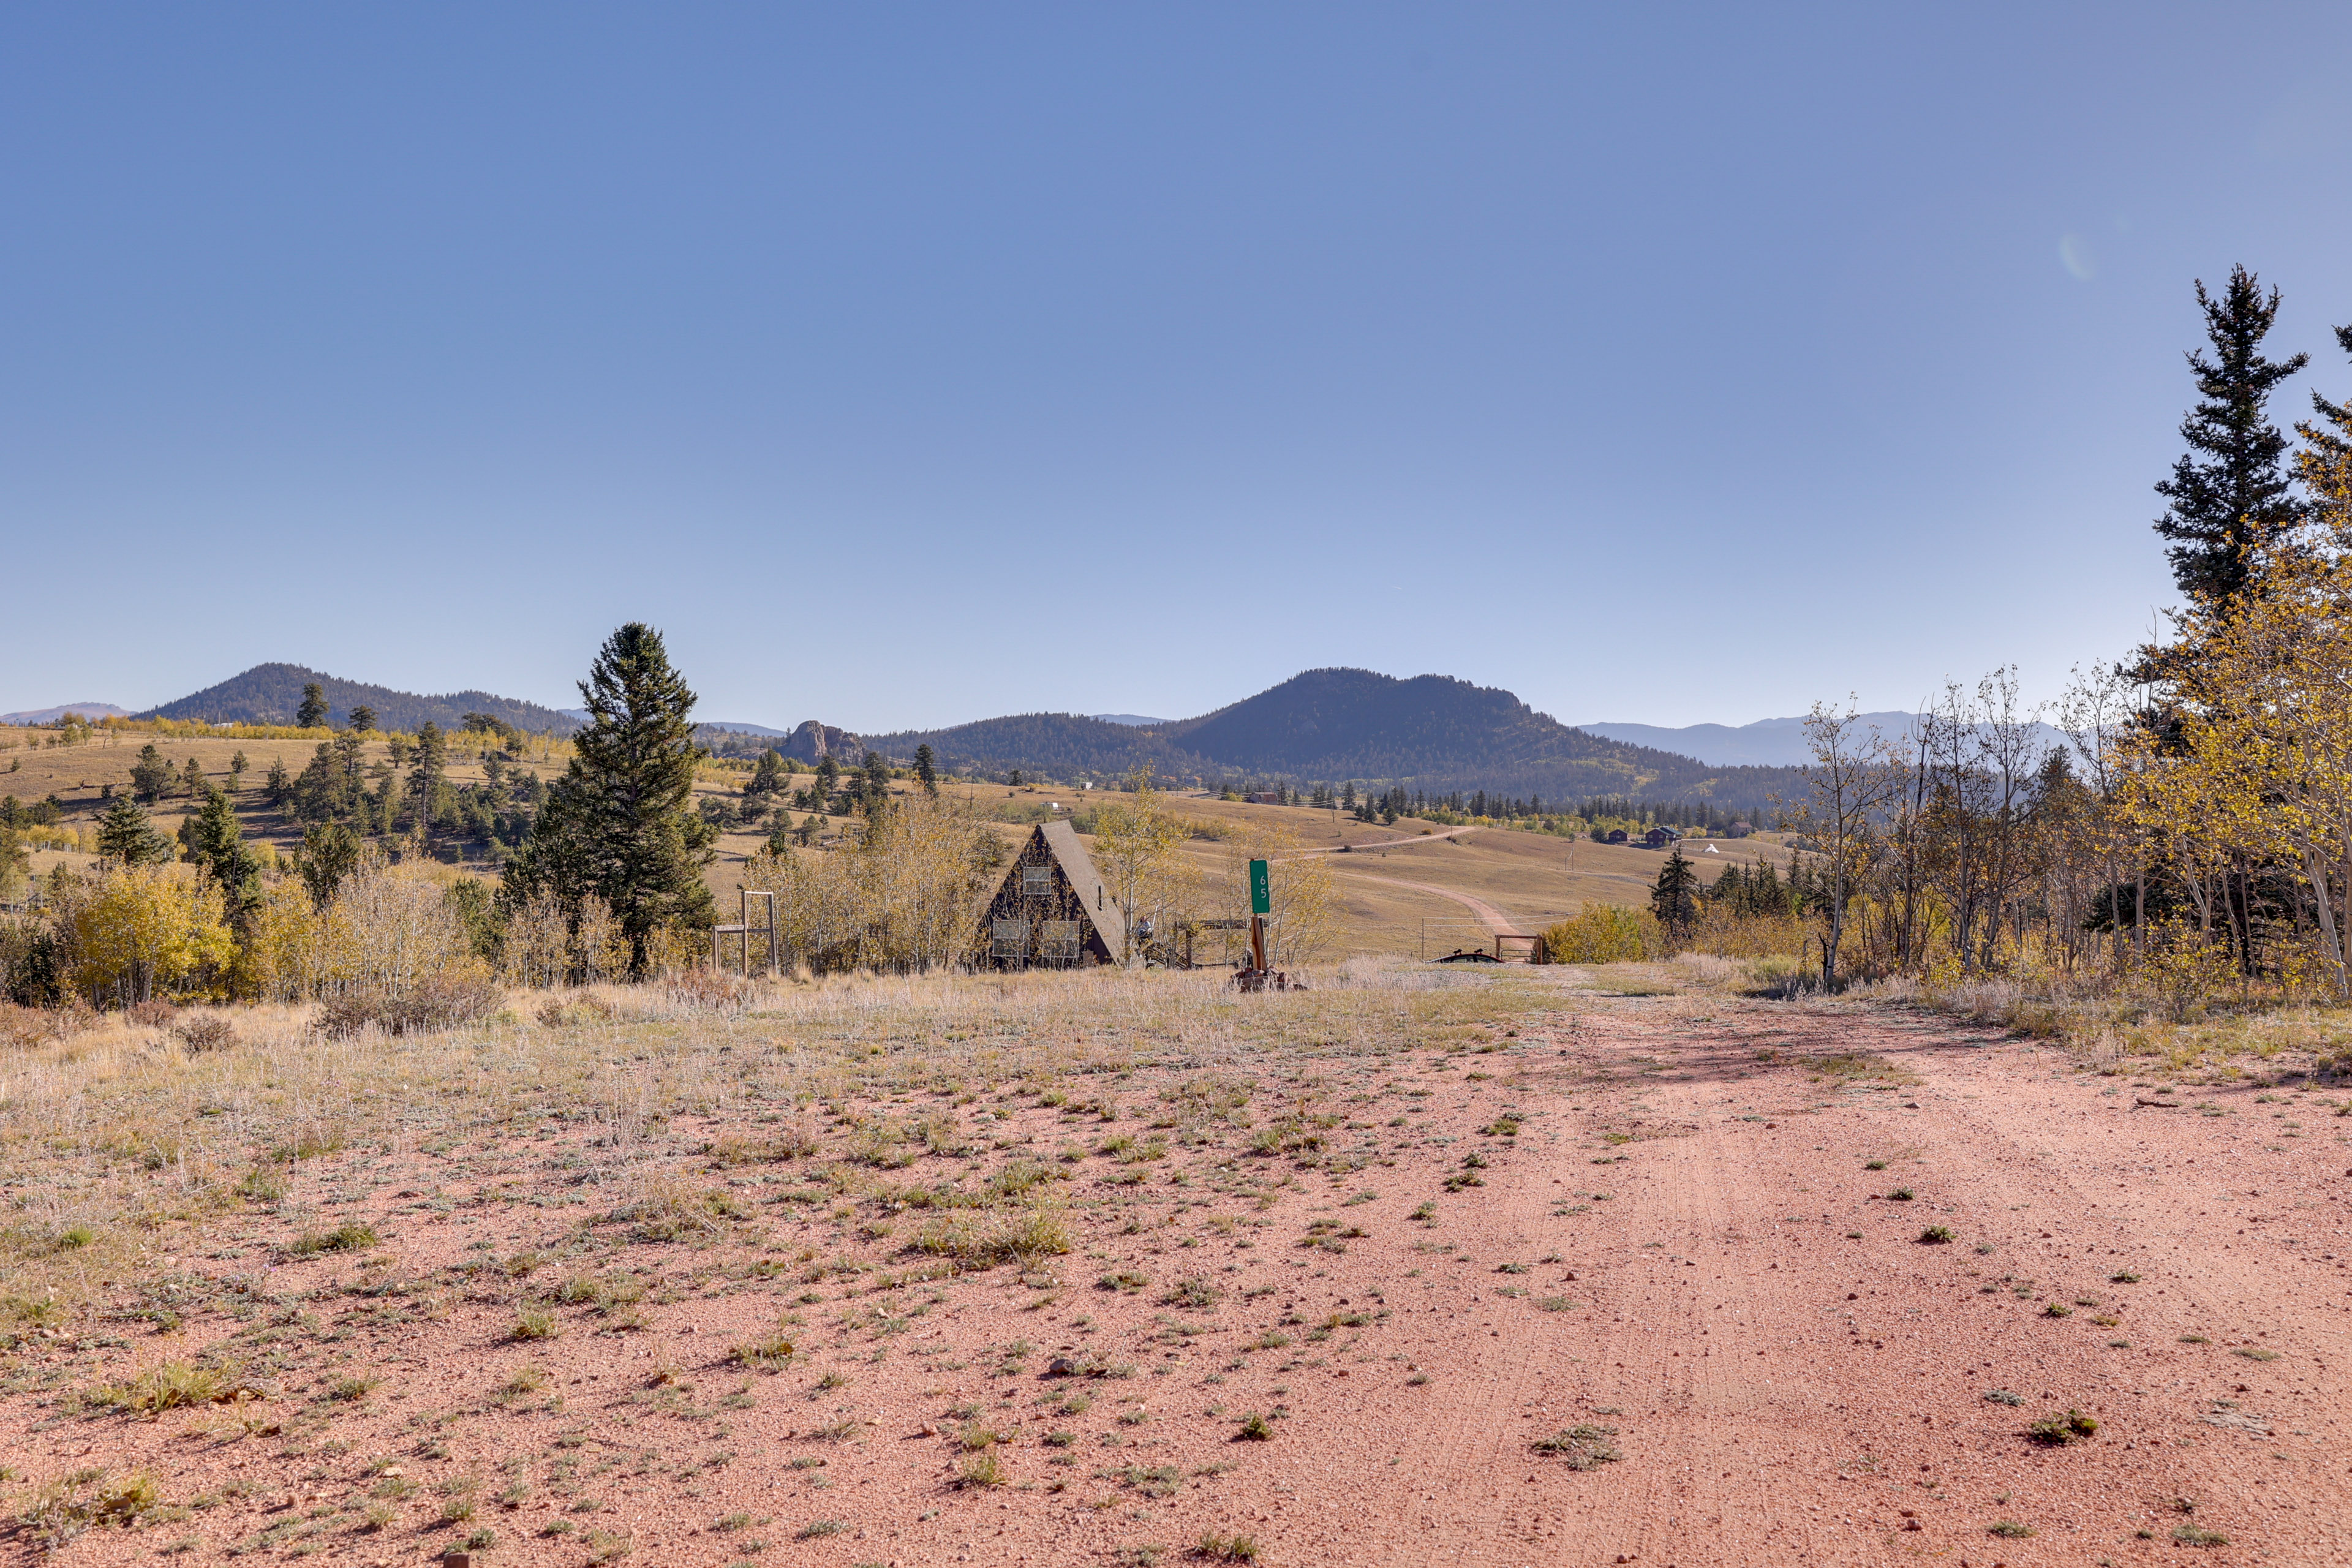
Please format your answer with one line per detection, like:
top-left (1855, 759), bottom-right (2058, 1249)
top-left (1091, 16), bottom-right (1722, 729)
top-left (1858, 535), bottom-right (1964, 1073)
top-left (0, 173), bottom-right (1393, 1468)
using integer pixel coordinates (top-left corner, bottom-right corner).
top-left (6, 4), bottom-right (2351, 731)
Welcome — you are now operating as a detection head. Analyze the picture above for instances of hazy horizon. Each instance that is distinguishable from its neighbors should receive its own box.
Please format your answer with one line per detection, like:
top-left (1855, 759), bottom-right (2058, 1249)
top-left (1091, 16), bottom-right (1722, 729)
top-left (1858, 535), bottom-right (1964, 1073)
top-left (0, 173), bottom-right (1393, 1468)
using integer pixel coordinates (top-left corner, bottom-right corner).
top-left (2, 668), bottom-right (2030, 758)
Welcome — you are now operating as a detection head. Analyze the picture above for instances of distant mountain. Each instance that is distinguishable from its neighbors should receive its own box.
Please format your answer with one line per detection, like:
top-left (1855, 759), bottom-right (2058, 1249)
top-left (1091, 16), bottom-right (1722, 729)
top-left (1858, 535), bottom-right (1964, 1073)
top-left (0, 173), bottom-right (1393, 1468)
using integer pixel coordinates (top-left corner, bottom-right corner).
top-left (143, 664), bottom-right (578, 735)
top-left (865, 712), bottom-right (1204, 782)
top-left (874, 668), bottom-right (1806, 809)
top-left (1580, 711), bottom-right (2069, 767)
top-left (1, 702), bottom-right (132, 725)
top-left (127, 662), bottom-right (1835, 809)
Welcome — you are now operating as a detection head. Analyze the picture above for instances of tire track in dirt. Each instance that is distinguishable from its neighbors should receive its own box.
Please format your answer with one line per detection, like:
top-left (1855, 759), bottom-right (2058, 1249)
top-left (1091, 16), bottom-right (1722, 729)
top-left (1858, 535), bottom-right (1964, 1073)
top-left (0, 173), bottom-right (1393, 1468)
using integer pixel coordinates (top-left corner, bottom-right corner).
top-left (1373, 1095), bottom-right (1562, 1566)
top-left (1385, 998), bottom-right (2352, 1566)
top-left (1378, 1011), bottom-right (1834, 1568)
top-left (1556, 1017), bottom-right (1836, 1568)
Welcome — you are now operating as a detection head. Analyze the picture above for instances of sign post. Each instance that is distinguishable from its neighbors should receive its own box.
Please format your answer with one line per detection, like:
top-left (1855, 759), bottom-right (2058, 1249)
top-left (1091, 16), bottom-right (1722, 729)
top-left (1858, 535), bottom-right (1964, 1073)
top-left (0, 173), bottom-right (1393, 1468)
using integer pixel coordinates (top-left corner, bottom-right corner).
top-left (1248, 858), bottom-right (1270, 972)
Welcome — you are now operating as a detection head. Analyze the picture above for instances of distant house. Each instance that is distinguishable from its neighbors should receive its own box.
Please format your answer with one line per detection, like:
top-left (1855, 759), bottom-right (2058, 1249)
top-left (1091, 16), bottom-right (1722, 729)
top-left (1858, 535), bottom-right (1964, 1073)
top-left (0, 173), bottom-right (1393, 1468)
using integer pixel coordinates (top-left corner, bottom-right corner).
top-left (1605, 828), bottom-right (1629, 845)
top-left (978, 820), bottom-right (1127, 969)
top-left (1642, 826), bottom-right (1680, 849)
top-left (1246, 792), bottom-right (1283, 805)
top-left (1726, 821), bottom-right (1754, 839)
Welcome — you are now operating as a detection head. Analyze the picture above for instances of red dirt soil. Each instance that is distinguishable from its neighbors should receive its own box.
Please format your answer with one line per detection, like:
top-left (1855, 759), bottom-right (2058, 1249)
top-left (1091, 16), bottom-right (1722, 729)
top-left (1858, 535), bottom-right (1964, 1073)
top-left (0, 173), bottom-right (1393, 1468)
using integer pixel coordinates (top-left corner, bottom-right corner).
top-left (7, 990), bottom-right (2348, 1566)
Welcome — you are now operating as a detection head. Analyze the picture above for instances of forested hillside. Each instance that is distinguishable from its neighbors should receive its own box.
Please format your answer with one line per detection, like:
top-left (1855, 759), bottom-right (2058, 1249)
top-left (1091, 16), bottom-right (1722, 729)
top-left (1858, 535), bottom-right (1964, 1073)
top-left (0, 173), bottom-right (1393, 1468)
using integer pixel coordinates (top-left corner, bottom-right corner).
top-left (141, 664), bottom-right (578, 736)
top-left (863, 712), bottom-right (1214, 781)
top-left (872, 668), bottom-right (1804, 808)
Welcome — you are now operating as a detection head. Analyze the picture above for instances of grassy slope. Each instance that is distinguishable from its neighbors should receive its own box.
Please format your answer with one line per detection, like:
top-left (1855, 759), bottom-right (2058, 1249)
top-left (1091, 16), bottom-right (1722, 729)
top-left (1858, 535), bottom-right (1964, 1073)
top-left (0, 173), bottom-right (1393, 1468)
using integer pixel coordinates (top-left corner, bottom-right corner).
top-left (9, 735), bottom-right (1790, 959)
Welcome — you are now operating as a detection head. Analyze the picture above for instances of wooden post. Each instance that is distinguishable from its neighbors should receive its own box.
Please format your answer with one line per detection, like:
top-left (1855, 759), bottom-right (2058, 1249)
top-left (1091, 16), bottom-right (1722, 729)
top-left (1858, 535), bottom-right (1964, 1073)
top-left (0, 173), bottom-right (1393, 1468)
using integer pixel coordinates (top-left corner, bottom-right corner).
top-left (739, 890), bottom-right (778, 975)
top-left (1250, 914), bottom-right (1267, 972)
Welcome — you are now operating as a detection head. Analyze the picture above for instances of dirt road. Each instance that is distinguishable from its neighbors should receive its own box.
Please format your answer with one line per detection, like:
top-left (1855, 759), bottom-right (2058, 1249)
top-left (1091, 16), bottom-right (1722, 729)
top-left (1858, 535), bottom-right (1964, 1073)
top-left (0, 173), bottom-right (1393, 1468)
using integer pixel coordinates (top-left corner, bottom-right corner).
top-left (1294, 826), bottom-right (1483, 854)
top-left (15, 984), bottom-right (2347, 1568)
top-left (1337, 870), bottom-right (1532, 940)
top-left (1326, 995), bottom-right (2352, 1566)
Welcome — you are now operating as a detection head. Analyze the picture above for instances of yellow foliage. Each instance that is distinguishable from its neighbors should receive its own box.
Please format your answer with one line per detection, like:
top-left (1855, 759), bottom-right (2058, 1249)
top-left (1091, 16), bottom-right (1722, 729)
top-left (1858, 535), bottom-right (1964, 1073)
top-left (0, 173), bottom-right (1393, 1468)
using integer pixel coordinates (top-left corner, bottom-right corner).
top-left (312, 851), bottom-right (487, 999)
top-left (500, 890), bottom-right (571, 987)
top-left (236, 875), bottom-right (325, 1003)
top-left (499, 891), bottom-right (643, 986)
top-left (2124, 551), bottom-right (2352, 997)
top-left (735, 797), bottom-right (998, 973)
top-left (1682, 904), bottom-right (1812, 960)
top-left (1537, 903), bottom-right (1659, 964)
top-left (1090, 773), bottom-right (1197, 965)
top-left (54, 864), bottom-right (236, 1006)
top-left (2126, 921), bottom-right (2239, 1023)
top-left (233, 851), bottom-right (485, 1003)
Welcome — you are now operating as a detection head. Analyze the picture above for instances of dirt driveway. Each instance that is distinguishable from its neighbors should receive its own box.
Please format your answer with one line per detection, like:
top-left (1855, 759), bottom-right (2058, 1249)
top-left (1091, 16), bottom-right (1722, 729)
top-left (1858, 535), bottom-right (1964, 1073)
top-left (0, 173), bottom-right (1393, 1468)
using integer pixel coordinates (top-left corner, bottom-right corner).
top-left (1363, 995), bottom-right (2352, 1567)
top-left (1332, 870), bottom-right (1532, 942)
top-left (9, 984), bottom-right (2346, 1567)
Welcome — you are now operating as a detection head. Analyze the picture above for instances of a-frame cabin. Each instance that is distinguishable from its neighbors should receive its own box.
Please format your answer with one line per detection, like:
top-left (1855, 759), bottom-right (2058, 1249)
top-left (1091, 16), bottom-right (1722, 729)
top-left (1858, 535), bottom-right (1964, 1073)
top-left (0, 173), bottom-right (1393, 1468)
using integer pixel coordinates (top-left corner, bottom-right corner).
top-left (979, 820), bottom-right (1126, 968)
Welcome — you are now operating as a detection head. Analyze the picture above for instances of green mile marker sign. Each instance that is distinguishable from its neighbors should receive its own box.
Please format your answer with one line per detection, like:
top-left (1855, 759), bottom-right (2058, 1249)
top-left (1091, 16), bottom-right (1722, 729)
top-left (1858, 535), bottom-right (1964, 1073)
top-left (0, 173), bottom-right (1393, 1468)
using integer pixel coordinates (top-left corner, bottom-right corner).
top-left (1248, 859), bottom-right (1270, 916)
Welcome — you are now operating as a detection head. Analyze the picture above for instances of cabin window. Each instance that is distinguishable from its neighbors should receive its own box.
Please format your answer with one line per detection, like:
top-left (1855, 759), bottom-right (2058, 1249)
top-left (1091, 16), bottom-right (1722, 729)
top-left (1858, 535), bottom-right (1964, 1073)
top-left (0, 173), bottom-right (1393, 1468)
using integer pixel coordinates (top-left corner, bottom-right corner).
top-left (1020, 864), bottom-right (1054, 897)
top-left (991, 919), bottom-right (1031, 958)
top-left (1040, 921), bottom-right (1081, 962)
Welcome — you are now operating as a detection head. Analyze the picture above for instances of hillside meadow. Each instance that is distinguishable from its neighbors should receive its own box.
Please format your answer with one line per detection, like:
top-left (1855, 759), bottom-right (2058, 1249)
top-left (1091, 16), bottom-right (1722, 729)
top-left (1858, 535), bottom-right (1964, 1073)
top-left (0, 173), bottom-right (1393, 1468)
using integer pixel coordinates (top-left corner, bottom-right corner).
top-left (4, 722), bottom-right (1783, 967)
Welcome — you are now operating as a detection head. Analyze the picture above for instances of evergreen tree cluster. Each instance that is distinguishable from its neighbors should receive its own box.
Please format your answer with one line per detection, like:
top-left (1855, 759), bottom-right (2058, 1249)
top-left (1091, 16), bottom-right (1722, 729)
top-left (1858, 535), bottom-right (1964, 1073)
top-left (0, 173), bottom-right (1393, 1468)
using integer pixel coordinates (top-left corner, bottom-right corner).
top-left (144, 663), bottom-right (576, 736)
top-left (1702, 858), bottom-right (1812, 919)
top-left (0, 795), bottom-right (70, 831)
top-left (1650, 845), bottom-right (1699, 933)
top-left (265, 724), bottom-right (543, 852)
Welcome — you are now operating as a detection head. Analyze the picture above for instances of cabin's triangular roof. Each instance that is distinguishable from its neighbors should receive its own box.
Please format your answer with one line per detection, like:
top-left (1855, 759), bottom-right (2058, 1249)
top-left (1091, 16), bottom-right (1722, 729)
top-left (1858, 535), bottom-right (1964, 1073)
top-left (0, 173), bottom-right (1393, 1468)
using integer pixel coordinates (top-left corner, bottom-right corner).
top-left (1041, 819), bottom-right (1126, 960)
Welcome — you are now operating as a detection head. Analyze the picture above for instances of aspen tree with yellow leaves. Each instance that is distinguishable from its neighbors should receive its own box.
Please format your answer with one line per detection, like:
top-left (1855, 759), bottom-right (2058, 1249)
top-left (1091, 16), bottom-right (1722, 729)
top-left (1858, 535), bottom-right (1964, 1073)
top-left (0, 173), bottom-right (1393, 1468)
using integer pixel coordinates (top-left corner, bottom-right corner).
top-left (1090, 770), bottom-right (1196, 966)
top-left (733, 796), bottom-right (997, 973)
top-left (2122, 552), bottom-right (2352, 997)
top-left (51, 864), bottom-right (235, 1007)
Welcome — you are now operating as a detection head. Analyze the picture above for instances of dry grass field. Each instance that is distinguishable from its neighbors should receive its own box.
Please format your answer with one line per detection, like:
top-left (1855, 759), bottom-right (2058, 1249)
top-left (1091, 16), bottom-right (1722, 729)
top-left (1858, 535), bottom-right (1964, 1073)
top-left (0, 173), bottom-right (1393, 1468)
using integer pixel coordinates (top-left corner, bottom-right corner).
top-left (916, 782), bottom-right (1793, 960)
top-left (3, 960), bottom-right (2348, 1566)
top-left (4, 731), bottom-right (1782, 963)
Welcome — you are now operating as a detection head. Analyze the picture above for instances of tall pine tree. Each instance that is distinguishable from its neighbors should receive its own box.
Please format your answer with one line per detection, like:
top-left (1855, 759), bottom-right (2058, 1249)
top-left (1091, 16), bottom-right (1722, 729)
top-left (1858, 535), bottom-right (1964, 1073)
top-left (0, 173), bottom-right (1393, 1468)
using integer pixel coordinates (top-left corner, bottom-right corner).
top-left (502, 624), bottom-right (715, 975)
top-left (408, 721), bottom-right (447, 851)
top-left (179, 786), bottom-right (262, 920)
top-left (1650, 844), bottom-right (1698, 935)
top-left (2154, 265), bottom-right (2308, 607)
top-left (748, 748), bottom-right (786, 800)
top-left (299, 821), bottom-right (362, 909)
top-left (2297, 323), bottom-right (2352, 548)
top-left (296, 682), bottom-right (329, 729)
top-left (96, 794), bottom-right (173, 865)
top-left (129, 742), bottom-right (174, 803)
